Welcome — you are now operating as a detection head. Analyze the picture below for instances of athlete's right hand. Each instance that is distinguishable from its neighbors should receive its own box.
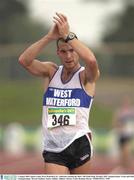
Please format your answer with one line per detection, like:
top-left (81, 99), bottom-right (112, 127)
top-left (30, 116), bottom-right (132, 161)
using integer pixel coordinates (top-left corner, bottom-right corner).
top-left (47, 23), bottom-right (61, 40)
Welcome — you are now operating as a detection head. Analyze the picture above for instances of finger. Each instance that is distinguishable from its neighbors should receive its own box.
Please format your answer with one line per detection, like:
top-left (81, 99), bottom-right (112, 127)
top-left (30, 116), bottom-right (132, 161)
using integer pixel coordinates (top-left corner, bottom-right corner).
top-left (53, 19), bottom-right (61, 29)
top-left (53, 16), bottom-right (63, 25)
top-left (56, 12), bottom-right (66, 22)
top-left (59, 13), bottom-right (67, 21)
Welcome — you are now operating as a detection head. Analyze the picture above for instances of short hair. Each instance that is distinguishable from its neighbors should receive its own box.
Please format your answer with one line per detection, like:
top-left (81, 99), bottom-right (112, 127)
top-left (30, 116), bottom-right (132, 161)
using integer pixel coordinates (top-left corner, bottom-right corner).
top-left (56, 35), bottom-right (78, 49)
top-left (56, 38), bottom-right (66, 49)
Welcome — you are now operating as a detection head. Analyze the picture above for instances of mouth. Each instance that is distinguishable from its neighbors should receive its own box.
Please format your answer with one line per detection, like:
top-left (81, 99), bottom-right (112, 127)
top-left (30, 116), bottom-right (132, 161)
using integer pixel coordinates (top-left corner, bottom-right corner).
top-left (65, 60), bottom-right (73, 64)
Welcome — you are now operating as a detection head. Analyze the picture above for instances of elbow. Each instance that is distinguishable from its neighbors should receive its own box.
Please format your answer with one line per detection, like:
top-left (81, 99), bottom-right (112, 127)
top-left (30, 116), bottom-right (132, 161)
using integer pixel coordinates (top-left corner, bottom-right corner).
top-left (89, 53), bottom-right (96, 63)
top-left (86, 54), bottom-right (97, 66)
top-left (18, 55), bottom-right (27, 67)
top-left (18, 55), bottom-right (24, 65)
top-left (83, 50), bottom-right (96, 64)
top-left (87, 55), bottom-right (100, 81)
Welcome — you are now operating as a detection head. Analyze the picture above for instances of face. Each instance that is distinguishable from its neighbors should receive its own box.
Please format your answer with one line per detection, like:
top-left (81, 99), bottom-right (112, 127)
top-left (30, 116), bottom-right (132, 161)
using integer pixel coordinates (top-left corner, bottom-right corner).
top-left (57, 42), bottom-right (80, 70)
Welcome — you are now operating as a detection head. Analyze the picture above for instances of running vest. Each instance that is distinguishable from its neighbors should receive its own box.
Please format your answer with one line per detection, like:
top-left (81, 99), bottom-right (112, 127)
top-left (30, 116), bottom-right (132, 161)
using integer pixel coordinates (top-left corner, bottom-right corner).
top-left (42, 65), bottom-right (93, 152)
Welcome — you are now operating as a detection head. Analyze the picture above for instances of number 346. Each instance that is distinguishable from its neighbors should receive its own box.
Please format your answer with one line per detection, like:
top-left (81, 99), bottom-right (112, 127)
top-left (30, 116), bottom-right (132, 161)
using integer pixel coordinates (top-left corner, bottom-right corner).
top-left (52, 115), bottom-right (70, 126)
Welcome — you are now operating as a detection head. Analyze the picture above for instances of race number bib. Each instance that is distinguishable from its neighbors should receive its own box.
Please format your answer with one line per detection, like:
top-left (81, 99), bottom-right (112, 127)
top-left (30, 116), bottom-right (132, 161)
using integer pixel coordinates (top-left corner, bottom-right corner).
top-left (47, 107), bottom-right (76, 129)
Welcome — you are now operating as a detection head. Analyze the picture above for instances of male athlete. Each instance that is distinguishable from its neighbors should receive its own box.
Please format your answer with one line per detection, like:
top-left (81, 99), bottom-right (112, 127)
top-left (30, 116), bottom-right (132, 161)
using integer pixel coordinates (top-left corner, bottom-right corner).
top-left (19, 13), bottom-right (100, 174)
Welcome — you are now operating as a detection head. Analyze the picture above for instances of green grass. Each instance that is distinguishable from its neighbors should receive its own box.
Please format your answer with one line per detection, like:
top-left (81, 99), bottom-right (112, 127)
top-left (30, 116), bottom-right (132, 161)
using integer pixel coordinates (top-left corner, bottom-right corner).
top-left (90, 103), bottom-right (113, 129)
top-left (0, 79), bottom-right (43, 126)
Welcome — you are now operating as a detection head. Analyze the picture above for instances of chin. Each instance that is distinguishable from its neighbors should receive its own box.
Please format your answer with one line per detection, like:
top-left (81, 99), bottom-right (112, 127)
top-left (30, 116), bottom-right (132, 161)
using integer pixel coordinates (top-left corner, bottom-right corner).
top-left (66, 64), bottom-right (75, 69)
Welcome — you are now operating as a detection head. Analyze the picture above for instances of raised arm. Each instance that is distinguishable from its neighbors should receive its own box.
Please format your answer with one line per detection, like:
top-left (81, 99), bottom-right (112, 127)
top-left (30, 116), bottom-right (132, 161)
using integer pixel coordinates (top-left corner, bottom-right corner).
top-left (69, 39), bottom-right (99, 82)
top-left (18, 24), bottom-right (60, 77)
top-left (53, 12), bottom-right (100, 82)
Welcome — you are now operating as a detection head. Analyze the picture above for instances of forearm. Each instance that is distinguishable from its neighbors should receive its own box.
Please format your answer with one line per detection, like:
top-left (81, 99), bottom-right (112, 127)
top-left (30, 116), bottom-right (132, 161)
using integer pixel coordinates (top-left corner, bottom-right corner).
top-left (68, 38), bottom-right (96, 64)
top-left (19, 35), bottom-right (53, 66)
top-left (68, 38), bottom-right (99, 81)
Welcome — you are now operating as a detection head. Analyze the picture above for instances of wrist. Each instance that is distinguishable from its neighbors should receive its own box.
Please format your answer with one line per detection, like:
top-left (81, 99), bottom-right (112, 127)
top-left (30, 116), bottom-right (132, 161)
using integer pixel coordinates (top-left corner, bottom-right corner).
top-left (63, 33), bottom-right (68, 40)
top-left (64, 32), bottom-right (77, 43)
top-left (45, 34), bottom-right (55, 41)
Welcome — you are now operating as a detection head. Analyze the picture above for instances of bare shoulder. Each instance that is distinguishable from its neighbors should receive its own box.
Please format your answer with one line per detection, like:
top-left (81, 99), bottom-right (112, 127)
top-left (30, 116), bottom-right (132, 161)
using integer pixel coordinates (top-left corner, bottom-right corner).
top-left (42, 61), bottom-right (58, 69)
top-left (42, 61), bottom-right (58, 77)
top-left (24, 59), bottom-right (58, 77)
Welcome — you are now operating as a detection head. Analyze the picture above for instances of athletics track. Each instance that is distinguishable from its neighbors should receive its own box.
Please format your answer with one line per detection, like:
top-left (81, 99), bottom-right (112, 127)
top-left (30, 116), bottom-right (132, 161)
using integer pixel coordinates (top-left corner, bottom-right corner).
top-left (0, 152), bottom-right (134, 174)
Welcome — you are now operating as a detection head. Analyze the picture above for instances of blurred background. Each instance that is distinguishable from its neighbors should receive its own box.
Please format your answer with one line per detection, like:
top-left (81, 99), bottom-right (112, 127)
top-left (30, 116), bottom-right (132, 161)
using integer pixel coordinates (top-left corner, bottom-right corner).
top-left (0, 0), bottom-right (134, 174)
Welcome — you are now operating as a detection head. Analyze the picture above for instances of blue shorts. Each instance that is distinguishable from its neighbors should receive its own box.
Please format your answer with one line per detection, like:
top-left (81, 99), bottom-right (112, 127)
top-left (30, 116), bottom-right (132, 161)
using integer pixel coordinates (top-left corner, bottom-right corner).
top-left (42, 134), bottom-right (92, 169)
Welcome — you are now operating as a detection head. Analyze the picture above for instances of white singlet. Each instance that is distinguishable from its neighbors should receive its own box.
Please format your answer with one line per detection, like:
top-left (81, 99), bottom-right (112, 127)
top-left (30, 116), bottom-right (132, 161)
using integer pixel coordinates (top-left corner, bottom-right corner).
top-left (42, 65), bottom-right (93, 152)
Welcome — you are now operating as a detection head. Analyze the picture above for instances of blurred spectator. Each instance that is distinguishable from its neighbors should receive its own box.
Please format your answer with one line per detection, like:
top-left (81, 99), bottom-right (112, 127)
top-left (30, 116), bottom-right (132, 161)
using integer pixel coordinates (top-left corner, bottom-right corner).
top-left (3, 123), bottom-right (25, 155)
top-left (112, 96), bottom-right (134, 173)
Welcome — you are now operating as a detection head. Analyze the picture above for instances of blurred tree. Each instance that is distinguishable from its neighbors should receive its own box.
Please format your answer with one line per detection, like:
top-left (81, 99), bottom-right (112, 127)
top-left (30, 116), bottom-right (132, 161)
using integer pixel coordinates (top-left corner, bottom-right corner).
top-left (0, 0), bottom-right (48, 44)
top-left (0, 0), bottom-right (26, 19)
top-left (102, 3), bottom-right (134, 76)
top-left (0, 0), bottom-right (52, 79)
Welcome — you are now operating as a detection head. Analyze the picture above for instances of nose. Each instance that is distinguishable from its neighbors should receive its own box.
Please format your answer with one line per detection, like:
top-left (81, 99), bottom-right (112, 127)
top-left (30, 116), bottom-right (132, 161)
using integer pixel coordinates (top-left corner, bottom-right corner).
top-left (66, 51), bottom-right (71, 58)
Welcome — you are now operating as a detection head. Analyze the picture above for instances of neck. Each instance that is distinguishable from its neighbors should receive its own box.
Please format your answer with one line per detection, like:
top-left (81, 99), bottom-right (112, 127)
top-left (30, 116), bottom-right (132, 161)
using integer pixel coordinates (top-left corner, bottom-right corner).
top-left (63, 64), bottom-right (81, 75)
top-left (61, 64), bottom-right (81, 82)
